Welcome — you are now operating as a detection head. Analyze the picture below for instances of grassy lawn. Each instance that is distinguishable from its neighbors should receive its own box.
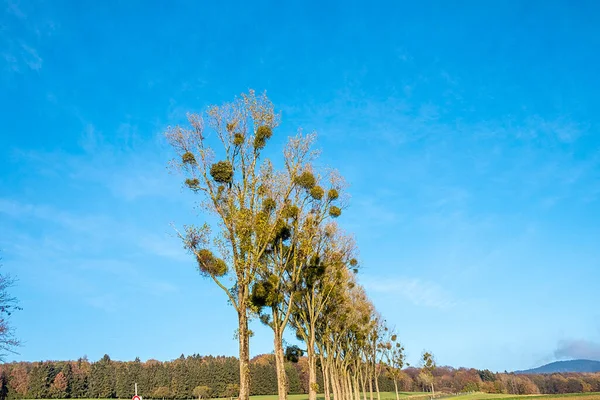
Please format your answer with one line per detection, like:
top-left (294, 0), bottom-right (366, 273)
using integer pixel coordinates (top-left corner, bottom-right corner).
top-left (236, 393), bottom-right (427, 400)
top-left (23, 394), bottom-right (600, 400)
top-left (439, 394), bottom-right (527, 400)
top-left (437, 393), bottom-right (600, 400)
top-left (246, 393), bottom-right (600, 400)
top-left (501, 394), bottom-right (600, 400)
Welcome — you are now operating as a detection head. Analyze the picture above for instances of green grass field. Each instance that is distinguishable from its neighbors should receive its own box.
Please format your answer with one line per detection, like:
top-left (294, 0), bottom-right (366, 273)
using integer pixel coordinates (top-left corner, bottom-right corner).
top-left (437, 393), bottom-right (600, 400)
top-left (25, 394), bottom-right (600, 400)
top-left (244, 393), bottom-right (425, 400)
top-left (235, 393), bottom-right (600, 400)
top-left (200, 393), bottom-right (600, 400)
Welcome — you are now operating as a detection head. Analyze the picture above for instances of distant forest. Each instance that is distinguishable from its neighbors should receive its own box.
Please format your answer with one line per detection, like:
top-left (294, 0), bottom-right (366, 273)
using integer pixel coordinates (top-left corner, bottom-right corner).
top-left (1, 354), bottom-right (600, 399)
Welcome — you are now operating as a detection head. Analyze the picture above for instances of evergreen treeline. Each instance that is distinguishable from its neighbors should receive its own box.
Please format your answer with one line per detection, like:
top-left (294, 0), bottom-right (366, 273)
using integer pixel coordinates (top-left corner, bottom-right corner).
top-left (0, 354), bottom-right (320, 399)
top-left (1, 354), bottom-right (600, 400)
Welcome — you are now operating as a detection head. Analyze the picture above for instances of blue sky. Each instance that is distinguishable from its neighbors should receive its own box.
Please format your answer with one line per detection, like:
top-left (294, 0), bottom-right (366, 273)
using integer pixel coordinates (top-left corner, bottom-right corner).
top-left (1, 0), bottom-right (599, 372)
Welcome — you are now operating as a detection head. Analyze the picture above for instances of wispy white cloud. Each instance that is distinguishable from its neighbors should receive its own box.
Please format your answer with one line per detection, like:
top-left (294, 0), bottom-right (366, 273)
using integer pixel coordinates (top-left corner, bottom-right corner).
top-left (1, 0), bottom-right (59, 74)
top-left (78, 123), bottom-right (105, 152)
top-left (137, 233), bottom-right (189, 263)
top-left (105, 167), bottom-right (176, 201)
top-left (343, 193), bottom-right (402, 234)
top-left (0, 198), bottom-right (110, 233)
top-left (362, 276), bottom-right (457, 309)
top-left (0, 200), bottom-right (183, 315)
top-left (1, 40), bottom-right (43, 75)
top-left (2, 51), bottom-right (18, 71)
top-left (20, 42), bottom-right (42, 70)
top-left (74, 258), bottom-right (179, 295)
top-left (554, 339), bottom-right (600, 361)
top-left (14, 122), bottom-right (181, 202)
top-left (0, 198), bottom-right (187, 264)
top-left (4, 0), bottom-right (25, 19)
top-left (395, 47), bottom-right (413, 63)
top-left (86, 293), bottom-right (120, 313)
top-left (527, 116), bottom-right (585, 144)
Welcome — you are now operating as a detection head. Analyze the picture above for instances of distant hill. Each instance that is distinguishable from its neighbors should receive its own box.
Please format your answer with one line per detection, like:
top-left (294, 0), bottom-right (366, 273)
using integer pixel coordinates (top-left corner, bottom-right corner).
top-left (516, 359), bottom-right (600, 374)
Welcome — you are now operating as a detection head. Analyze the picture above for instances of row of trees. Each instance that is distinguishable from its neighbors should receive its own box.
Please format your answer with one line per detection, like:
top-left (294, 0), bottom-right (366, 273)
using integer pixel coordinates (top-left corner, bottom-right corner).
top-left (1, 355), bottom-right (599, 399)
top-left (164, 90), bottom-right (415, 400)
top-left (401, 366), bottom-right (600, 395)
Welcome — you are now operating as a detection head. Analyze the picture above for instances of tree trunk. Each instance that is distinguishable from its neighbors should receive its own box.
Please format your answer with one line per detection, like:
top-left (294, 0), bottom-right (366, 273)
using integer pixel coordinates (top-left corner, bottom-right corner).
top-left (327, 366), bottom-right (335, 400)
top-left (273, 322), bottom-right (288, 400)
top-left (345, 372), bottom-right (352, 400)
top-left (238, 304), bottom-right (250, 400)
top-left (394, 379), bottom-right (399, 400)
top-left (331, 366), bottom-right (342, 400)
top-left (307, 329), bottom-right (317, 400)
top-left (360, 368), bottom-right (367, 400)
top-left (369, 377), bottom-right (374, 400)
top-left (375, 368), bottom-right (381, 400)
top-left (343, 371), bottom-right (350, 400)
top-left (330, 367), bottom-right (338, 400)
top-left (321, 356), bottom-right (331, 400)
top-left (430, 382), bottom-right (434, 398)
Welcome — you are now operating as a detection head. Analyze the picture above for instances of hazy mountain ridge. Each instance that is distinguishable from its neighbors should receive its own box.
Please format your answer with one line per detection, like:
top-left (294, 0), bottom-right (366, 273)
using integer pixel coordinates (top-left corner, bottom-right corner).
top-left (516, 359), bottom-right (600, 374)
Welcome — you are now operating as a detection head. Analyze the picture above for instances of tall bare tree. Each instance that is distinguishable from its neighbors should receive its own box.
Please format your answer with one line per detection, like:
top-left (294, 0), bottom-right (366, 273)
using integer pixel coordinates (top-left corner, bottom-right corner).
top-left (250, 165), bottom-right (346, 400)
top-left (312, 268), bottom-right (375, 400)
top-left (382, 330), bottom-right (405, 400)
top-left (165, 90), bottom-right (332, 400)
top-left (0, 254), bottom-right (21, 361)
top-left (421, 351), bottom-right (436, 397)
top-left (290, 223), bottom-right (357, 400)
